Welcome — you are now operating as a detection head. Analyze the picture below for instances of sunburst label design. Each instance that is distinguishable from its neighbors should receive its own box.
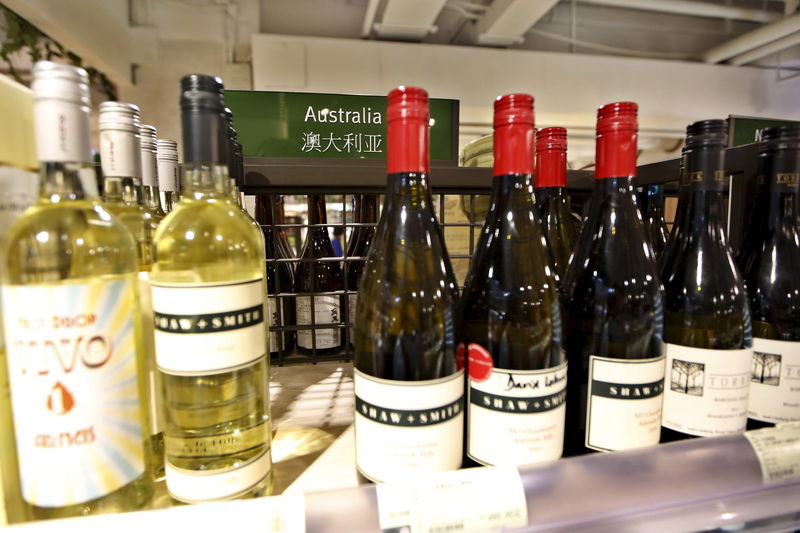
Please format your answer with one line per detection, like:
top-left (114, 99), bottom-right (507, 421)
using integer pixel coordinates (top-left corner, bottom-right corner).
top-left (2, 277), bottom-right (145, 507)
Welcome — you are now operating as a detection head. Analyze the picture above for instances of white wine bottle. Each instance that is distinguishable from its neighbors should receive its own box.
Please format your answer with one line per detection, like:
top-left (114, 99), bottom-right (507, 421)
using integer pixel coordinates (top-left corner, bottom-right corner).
top-left (157, 139), bottom-right (180, 212)
top-left (0, 61), bottom-right (153, 519)
top-left (151, 74), bottom-right (272, 503)
top-left (99, 101), bottom-right (165, 481)
top-left (140, 124), bottom-right (166, 224)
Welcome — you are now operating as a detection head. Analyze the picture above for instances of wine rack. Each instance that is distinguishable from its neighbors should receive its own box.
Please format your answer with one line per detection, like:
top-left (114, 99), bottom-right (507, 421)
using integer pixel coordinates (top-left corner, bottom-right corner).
top-left (243, 143), bottom-right (756, 366)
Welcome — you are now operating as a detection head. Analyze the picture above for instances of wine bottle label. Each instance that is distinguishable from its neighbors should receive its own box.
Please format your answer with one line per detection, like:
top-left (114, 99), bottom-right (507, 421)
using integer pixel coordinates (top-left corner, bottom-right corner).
top-left (585, 354), bottom-right (665, 452)
top-left (748, 338), bottom-right (800, 424)
top-left (267, 296), bottom-right (284, 354)
top-left (662, 343), bottom-right (752, 437)
top-left (376, 466), bottom-right (528, 533)
top-left (354, 369), bottom-right (464, 482)
top-left (138, 272), bottom-right (164, 436)
top-left (1, 278), bottom-right (146, 507)
top-left (467, 357), bottom-right (567, 466)
top-left (744, 422), bottom-right (800, 484)
top-left (165, 447), bottom-right (271, 503)
top-left (100, 129), bottom-right (141, 178)
top-left (296, 295), bottom-right (341, 350)
top-left (151, 278), bottom-right (266, 375)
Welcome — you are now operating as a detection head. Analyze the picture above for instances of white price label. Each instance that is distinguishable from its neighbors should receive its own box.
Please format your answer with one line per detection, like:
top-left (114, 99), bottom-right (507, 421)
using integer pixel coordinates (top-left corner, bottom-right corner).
top-left (376, 466), bottom-right (528, 533)
top-left (744, 421), bottom-right (800, 484)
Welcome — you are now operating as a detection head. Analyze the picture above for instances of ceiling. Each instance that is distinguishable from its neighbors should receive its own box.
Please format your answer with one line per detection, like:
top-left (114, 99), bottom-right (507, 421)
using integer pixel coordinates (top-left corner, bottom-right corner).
top-left (258, 0), bottom-right (800, 69)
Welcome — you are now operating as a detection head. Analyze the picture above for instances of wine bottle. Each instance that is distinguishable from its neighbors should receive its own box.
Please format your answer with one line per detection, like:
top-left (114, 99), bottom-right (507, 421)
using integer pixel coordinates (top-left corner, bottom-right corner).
top-left (276, 195), bottom-right (296, 259)
top-left (739, 125), bottom-right (800, 428)
top-left (157, 139), bottom-right (180, 212)
top-left (345, 194), bottom-right (377, 346)
top-left (98, 101), bottom-right (165, 481)
top-left (639, 185), bottom-right (669, 259)
top-left (255, 194), bottom-right (296, 356)
top-left (534, 126), bottom-right (577, 280)
top-left (562, 102), bottom-right (665, 456)
top-left (139, 125), bottom-right (166, 225)
top-left (295, 194), bottom-right (344, 355)
top-left (151, 74), bottom-right (272, 503)
top-left (660, 120), bottom-right (752, 442)
top-left (0, 61), bottom-right (153, 519)
top-left (461, 94), bottom-right (565, 466)
top-left (353, 86), bottom-right (462, 482)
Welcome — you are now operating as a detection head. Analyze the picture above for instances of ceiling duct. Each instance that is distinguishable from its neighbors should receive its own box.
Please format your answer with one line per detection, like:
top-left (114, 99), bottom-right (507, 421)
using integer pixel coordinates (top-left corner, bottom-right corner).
top-left (702, 12), bottom-right (800, 63)
top-left (476, 0), bottom-right (561, 46)
top-left (372, 0), bottom-right (449, 40)
top-left (577, 0), bottom-right (781, 24)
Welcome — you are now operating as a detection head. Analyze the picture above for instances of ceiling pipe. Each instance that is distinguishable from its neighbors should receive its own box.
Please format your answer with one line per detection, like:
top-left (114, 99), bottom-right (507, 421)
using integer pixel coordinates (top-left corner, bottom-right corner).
top-left (727, 31), bottom-right (800, 65)
top-left (577, 0), bottom-right (781, 23)
top-left (373, 0), bottom-right (448, 40)
top-left (476, 0), bottom-right (561, 47)
top-left (702, 12), bottom-right (800, 63)
top-left (361, 0), bottom-right (380, 38)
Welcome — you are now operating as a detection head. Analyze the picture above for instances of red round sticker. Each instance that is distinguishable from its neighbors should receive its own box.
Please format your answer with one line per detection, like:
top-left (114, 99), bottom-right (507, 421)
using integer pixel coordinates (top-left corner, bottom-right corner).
top-left (467, 343), bottom-right (494, 382)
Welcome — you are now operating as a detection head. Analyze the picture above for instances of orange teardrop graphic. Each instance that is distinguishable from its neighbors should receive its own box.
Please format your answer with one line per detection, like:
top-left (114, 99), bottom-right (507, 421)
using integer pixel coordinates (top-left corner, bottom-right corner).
top-left (47, 382), bottom-right (75, 415)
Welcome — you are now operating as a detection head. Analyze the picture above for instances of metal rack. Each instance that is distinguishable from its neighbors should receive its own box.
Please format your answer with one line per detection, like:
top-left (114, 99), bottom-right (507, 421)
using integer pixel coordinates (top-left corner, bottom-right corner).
top-left (244, 143), bottom-right (757, 366)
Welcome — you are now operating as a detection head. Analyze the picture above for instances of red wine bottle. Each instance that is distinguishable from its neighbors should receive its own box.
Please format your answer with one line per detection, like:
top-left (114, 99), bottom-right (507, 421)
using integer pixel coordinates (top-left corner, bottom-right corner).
top-left (739, 125), bottom-right (800, 428)
top-left (255, 194), bottom-right (296, 355)
top-left (295, 194), bottom-right (344, 355)
top-left (353, 87), bottom-right (462, 483)
top-left (660, 120), bottom-right (752, 442)
top-left (461, 94), bottom-right (565, 467)
top-left (345, 194), bottom-right (377, 346)
top-left (534, 126), bottom-right (577, 280)
top-left (562, 102), bottom-right (665, 456)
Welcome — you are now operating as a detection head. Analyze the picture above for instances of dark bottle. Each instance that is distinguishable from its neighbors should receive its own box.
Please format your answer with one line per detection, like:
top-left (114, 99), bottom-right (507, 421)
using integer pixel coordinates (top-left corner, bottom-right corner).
top-left (294, 194), bottom-right (344, 355)
top-left (534, 126), bottom-right (577, 280)
top-left (660, 120), bottom-right (752, 442)
top-left (739, 125), bottom-right (800, 428)
top-left (255, 194), bottom-right (296, 356)
top-left (461, 94), bottom-right (565, 467)
top-left (639, 185), bottom-right (669, 260)
top-left (562, 102), bottom-right (665, 456)
top-left (353, 87), bottom-right (462, 483)
top-left (275, 195), bottom-right (296, 260)
top-left (345, 194), bottom-right (378, 346)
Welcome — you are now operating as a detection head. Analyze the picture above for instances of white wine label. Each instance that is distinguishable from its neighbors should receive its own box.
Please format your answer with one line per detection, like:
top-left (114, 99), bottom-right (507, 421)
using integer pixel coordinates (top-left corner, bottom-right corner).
top-left (354, 369), bottom-right (464, 483)
top-left (138, 272), bottom-right (163, 436)
top-left (267, 296), bottom-right (284, 354)
top-left (662, 343), bottom-right (752, 437)
top-left (467, 357), bottom-right (566, 466)
top-left (748, 338), bottom-right (800, 424)
top-left (1, 278), bottom-right (146, 507)
top-left (585, 355), bottom-right (665, 452)
top-left (296, 295), bottom-right (341, 350)
top-left (376, 466), bottom-right (527, 533)
top-left (744, 421), bottom-right (800, 484)
top-left (165, 447), bottom-right (271, 503)
top-left (151, 278), bottom-right (266, 375)
top-left (100, 129), bottom-right (141, 178)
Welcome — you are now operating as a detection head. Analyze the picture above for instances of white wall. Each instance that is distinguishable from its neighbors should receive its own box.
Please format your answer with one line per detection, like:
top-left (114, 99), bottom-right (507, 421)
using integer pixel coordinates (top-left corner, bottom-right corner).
top-left (251, 34), bottom-right (800, 164)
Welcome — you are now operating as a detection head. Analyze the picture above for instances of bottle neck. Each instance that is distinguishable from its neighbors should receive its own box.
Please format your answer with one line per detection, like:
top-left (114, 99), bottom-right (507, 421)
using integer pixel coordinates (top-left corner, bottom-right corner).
top-left (181, 163), bottom-right (229, 199)
top-left (103, 175), bottom-right (144, 205)
top-left (644, 185), bottom-right (665, 218)
top-left (755, 148), bottom-right (800, 230)
top-left (357, 194), bottom-right (378, 223)
top-left (494, 123), bottom-right (533, 177)
top-left (255, 194), bottom-right (275, 225)
top-left (674, 147), bottom-right (729, 241)
top-left (308, 194), bottom-right (328, 225)
top-left (142, 184), bottom-right (163, 211)
top-left (386, 172), bottom-right (434, 209)
top-left (491, 173), bottom-right (535, 211)
top-left (535, 149), bottom-right (567, 188)
top-left (38, 161), bottom-right (99, 202)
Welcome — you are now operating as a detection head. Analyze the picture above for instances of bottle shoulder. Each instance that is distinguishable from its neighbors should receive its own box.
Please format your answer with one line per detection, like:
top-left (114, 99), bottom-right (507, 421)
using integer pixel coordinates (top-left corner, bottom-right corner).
top-left (2, 200), bottom-right (139, 283)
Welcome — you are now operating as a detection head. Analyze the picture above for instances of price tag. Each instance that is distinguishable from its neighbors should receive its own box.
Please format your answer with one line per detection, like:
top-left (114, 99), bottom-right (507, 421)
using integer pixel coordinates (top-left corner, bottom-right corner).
top-left (744, 421), bottom-right (800, 484)
top-left (376, 466), bottom-right (528, 533)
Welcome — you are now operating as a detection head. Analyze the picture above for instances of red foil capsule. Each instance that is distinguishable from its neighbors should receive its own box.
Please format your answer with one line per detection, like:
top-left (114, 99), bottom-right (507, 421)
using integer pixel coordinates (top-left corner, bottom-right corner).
top-left (387, 86), bottom-right (429, 174)
top-left (535, 126), bottom-right (567, 187)
top-left (595, 101), bottom-right (638, 180)
top-left (493, 93), bottom-right (534, 177)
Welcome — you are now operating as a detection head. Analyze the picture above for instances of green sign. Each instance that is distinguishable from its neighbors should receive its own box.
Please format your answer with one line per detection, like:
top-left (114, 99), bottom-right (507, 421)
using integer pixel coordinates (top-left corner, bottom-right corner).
top-left (728, 115), bottom-right (800, 147)
top-left (225, 90), bottom-right (458, 161)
